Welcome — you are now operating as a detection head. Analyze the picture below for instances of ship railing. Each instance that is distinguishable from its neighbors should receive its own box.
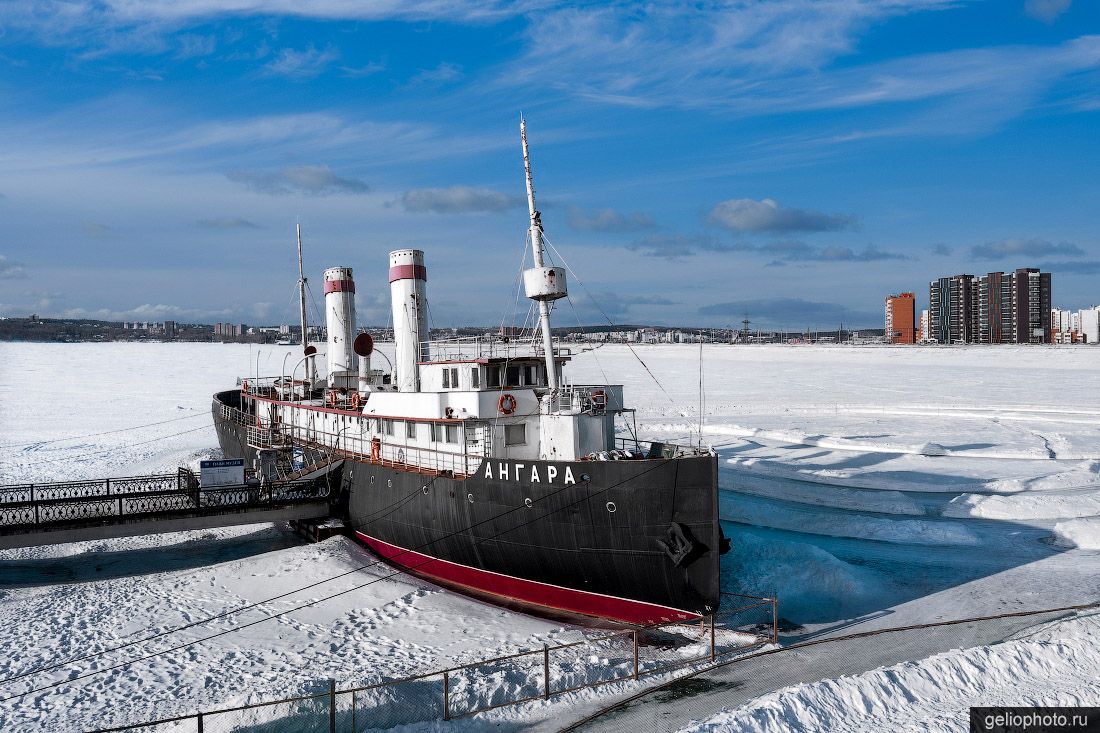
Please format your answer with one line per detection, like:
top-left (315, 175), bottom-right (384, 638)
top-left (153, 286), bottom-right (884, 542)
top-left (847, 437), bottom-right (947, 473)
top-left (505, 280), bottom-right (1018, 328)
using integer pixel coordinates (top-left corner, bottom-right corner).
top-left (614, 437), bottom-right (713, 459)
top-left (269, 422), bottom-right (482, 477)
top-left (237, 375), bottom-right (311, 401)
top-left (549, 384), bottom-right (624, 414)
top-left (422, 335), bottom-right (572, 363)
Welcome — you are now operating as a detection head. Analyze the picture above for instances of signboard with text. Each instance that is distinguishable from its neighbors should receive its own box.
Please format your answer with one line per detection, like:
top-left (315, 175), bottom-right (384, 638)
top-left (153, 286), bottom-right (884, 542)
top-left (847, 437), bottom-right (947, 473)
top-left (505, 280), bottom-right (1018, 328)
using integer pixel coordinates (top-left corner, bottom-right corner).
top-left (200, 458), bottom-right (245, 487)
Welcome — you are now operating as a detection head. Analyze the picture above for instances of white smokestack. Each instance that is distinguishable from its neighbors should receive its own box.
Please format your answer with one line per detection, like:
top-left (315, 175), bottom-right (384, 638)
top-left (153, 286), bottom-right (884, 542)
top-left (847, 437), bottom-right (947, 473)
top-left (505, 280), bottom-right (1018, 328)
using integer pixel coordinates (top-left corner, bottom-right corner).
top-left (389, 249), bottom-right (428, 392)
top-left (323, 266), bottom-right (357, 389)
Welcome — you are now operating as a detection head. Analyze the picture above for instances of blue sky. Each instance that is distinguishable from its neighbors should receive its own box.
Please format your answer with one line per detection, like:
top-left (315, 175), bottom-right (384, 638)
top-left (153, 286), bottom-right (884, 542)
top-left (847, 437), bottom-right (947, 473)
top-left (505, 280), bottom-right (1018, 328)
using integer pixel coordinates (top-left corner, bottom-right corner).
top-left (0, 0), bottom-right (1097, 329)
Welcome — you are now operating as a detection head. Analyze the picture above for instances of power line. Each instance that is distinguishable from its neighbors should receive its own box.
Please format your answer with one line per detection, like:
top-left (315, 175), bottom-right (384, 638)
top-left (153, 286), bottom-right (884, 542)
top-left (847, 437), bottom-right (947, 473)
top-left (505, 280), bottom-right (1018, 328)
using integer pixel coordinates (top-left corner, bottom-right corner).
top-left (26, 423), bottom-right (214, 465)
top-left (1, 457), bottom-right (676, 704)
top-left (0, 473), bottom-right (440, 688)
top-left (0, 413), bottom-right (210, 450)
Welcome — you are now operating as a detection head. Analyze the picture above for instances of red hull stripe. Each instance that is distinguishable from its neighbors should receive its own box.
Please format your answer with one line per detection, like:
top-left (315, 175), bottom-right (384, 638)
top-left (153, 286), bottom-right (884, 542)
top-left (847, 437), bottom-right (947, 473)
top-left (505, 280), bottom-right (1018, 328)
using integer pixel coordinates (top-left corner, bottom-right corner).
top-left (324, 279), bottom-right (355, 294)
top-left (389, 264), bottom-right (428, 283)
top-left (356, 531), bottom-right (699, 625)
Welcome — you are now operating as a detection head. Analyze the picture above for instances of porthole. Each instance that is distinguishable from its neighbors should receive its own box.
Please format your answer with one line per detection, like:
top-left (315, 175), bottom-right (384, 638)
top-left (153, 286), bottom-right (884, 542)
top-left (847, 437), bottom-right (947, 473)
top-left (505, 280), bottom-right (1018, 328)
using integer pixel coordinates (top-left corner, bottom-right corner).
top-left (422, 485), bottom-right (430, 495)
top-left (387, 479), bottom-right (393, 488)
top-left (370, 476), bottom-right (374, 485)
top-left (581, 474), bottom-right (591, 482)
top-left (468, 493), bottom-right (475, 503)
top-left (606, 501), bottom-right (617, 513)
top-left (524, 498), bottom-right (533, 508)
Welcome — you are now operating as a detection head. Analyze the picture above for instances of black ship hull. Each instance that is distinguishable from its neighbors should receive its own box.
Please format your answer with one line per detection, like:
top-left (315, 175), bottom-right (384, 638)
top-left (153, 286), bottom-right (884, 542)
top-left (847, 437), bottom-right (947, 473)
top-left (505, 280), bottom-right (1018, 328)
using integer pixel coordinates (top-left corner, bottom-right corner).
top-left (213, 390), bottom-right (722, 623)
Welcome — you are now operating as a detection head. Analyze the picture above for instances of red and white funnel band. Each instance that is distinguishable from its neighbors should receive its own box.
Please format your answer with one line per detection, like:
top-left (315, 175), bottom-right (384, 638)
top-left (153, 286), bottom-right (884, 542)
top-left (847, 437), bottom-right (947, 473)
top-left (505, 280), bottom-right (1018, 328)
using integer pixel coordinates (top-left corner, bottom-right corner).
top-left (324, 279), bottom-right (355, 294)
top-left (389, 264), bottom-right (428, 283)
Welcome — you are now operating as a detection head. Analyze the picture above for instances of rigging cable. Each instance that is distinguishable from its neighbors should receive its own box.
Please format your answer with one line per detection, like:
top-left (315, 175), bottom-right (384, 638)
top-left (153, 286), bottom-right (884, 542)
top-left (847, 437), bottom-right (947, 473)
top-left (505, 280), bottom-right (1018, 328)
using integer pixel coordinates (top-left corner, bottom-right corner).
top-left (0, 457), bottom-right (678, 703)
top-left (0, 473), bottom-right (445, 688)
top-left (542, 235), bottom-right (675, 404)
top-left (25, 423), bottom-right (215, 465)
top-left (0, 413), bottom-right (210, 450)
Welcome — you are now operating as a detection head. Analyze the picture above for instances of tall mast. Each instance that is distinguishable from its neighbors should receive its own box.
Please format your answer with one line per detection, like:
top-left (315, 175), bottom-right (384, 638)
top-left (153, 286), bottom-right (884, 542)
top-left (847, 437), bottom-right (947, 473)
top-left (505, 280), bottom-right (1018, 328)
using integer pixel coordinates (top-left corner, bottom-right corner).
top-left (521, 118), bottom-right (560, 392)
top-left (296, 223), bottom-right (313, 386)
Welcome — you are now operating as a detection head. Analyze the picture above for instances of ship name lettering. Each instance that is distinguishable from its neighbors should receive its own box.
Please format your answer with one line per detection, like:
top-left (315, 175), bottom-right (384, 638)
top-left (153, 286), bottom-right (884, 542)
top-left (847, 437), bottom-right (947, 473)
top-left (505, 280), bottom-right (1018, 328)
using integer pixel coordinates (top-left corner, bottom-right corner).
top-left (483, 462), bottom-right (575, 485)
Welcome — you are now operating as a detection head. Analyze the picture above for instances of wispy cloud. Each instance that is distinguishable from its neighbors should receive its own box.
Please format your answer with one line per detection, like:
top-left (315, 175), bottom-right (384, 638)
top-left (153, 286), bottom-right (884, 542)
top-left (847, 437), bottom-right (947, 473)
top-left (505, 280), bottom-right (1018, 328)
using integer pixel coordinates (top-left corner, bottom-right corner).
top-left (709, 198), bottom-right (855, 234)
top-left (226, 165), bottom-right (369, 195)
top-left (732, 240), bottom-right (907, 262)
top-left (1043, 260), bottom-right (1100, 274)
top-left (340, 61), bottom-right (385, 78)
top-left (567, 206), bottom-right (655, 232)
top-left (0, 255), bottom-right (26, 278)
top-left (931, 243), bottom-right (952, 255)
top-left (0, 1), bottom-right (540, 54)
top-left (59, 302), bottom-right (234, 322)
top-left (971, 237), bottom-right (1084, 258)
top-left (409, 62), bottom-right (463, 85)
top-left (627, 234), bottom-right (723, 258)
top-left (83, 221), bottom-right (114, 238)
top-left (502, 3), bottom-right (1100, 141)
top-left (698, 297), bottom-right (880, 327)
top-left (176, 32), bottom-right (216, 59)
top-left (1025, 0), bottom-right (1072, 23)
top-left (399, 186), bottom-right (522, 213)
top-left (196, 217), bottom-right (261, 229)
top-left (263, 45), bottom-right (339, 78)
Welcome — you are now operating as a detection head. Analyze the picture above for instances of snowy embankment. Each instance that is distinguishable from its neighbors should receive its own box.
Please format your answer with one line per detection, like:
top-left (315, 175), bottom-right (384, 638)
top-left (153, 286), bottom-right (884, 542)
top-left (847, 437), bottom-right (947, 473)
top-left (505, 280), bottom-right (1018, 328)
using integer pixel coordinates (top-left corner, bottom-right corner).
top-left (1, 342), bottom-right (1099, 730)
top-left (1051, 518), bottom-right (1100, 550)
top-left (681, 612), bottom-right (1100, 733)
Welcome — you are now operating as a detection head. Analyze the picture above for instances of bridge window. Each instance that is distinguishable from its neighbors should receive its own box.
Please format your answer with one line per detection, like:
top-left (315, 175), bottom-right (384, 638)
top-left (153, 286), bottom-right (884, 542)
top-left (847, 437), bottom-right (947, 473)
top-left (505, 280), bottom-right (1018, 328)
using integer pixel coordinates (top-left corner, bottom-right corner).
top-left (406, 421), bottom-right (418, 439)
top-left (488, 367), bottom-right (502, 388)
top-left (442, 369), bottom-right (450, 388)
top-left (383, 419), bottom-right (395, 436)
top-left (506, 366), bottom-right (521, 385)
top-left (432, 423), bottom-right (459, 443)
top-left (470, 367), bottom-right (480, 388)
top-left (505, 423), bottom-right (526, 446)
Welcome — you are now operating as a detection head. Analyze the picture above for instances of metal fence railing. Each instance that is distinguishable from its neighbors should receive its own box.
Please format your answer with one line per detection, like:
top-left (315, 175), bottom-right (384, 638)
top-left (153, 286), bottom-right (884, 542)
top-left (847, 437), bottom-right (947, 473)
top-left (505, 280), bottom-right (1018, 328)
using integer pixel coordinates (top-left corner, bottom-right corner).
top-left (0, 470), bottom-right (331, 532)
top-left (86, 593), bottom-right (778, 733)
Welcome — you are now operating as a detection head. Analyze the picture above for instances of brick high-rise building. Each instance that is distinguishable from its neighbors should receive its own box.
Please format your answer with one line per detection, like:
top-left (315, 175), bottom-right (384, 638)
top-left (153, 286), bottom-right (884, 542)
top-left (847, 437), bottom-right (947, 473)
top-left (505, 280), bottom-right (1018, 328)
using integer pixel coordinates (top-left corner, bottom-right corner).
top-left (884, 292), bottom-right (917, 344)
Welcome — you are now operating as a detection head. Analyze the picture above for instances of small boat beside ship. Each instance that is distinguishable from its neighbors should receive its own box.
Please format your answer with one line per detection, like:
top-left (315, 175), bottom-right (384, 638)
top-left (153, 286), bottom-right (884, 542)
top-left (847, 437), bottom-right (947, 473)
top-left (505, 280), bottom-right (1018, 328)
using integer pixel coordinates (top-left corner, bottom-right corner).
top-left (211, 121), bottom-right (727, 624)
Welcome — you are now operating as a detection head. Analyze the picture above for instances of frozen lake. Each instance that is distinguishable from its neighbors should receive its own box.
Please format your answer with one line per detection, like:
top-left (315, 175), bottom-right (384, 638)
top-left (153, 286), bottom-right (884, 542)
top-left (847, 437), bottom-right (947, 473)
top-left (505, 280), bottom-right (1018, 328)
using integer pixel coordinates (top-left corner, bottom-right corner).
top-left (0, 342), bottom-right (1097, 730)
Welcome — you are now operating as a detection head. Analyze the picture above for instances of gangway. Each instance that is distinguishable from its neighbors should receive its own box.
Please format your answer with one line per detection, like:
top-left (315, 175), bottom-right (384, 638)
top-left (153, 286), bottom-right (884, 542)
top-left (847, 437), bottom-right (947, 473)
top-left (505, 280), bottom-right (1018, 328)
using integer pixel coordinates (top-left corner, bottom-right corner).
top-left (0, 466), bottom-right (339, 551)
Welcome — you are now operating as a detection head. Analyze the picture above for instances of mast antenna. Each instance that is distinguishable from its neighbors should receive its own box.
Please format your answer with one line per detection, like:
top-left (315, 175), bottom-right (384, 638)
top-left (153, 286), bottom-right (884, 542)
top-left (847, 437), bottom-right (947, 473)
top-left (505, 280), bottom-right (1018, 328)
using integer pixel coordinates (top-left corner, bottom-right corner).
top-left (521, 118), bottom-right (566, 393)
top-left (296, 222), bottom-right (313, 387)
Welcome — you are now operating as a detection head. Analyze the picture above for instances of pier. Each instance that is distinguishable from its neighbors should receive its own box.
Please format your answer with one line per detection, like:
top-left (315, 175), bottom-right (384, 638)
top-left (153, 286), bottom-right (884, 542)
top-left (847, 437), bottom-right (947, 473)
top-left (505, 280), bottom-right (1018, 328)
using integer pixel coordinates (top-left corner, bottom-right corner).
top-left (0, 468), bottom-right (335, 550)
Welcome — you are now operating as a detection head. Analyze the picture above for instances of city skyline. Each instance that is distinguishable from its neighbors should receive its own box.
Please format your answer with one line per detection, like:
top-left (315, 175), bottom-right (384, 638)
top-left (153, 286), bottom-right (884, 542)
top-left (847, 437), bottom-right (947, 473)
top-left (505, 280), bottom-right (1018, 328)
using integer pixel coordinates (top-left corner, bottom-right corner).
top-left (1, 1), bottom-right (1098, 328)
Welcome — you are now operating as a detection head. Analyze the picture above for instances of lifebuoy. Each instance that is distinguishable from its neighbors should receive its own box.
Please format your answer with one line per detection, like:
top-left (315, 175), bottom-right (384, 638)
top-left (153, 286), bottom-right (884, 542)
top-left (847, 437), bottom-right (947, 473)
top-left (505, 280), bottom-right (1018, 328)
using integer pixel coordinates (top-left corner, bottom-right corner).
top-left (350, 392), bottom-right (361, 409)
top-left (498, 393), bottom-right (517, 415)
top-left (327, 390), bottom-right (338, 407)
top-left (241, 380), bottom-right (249, 393)
top-left (591, 389), bottom-right (607, 407)
top-left (370, 437), bottom-right (381, 462)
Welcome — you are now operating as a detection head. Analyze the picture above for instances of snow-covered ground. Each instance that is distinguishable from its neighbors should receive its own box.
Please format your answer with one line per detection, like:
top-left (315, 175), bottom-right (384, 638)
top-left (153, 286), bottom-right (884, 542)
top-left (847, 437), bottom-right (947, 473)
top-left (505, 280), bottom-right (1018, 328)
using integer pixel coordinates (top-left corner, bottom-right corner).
top-left (681, 610), bottom-right (1100, 733)
top-left (0, 342), bottom-right (1098, 731)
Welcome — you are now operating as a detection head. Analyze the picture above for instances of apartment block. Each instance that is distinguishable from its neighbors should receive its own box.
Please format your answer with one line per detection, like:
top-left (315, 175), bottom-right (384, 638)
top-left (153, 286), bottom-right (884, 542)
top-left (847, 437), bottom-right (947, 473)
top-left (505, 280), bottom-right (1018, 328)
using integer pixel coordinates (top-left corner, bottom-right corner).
top-left (884, 293), bottom-right (917, 344)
